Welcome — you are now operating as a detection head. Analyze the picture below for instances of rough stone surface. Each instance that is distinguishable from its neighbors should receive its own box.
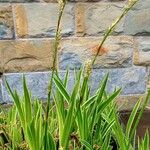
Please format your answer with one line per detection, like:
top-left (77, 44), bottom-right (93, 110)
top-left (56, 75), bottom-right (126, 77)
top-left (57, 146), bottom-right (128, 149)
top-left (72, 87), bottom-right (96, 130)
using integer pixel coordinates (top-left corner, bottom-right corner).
top-left (133, 0), bottom-right (150, 10)
top-left (124, 0), bottom-right (150, 35)
top-left (0, 4), bottom-right (14, 39)
top-left (134, 37), bottom-right (150, 66)
top-left (116, 94), bottom-right (147, 111)
top-left (1, 71), bottom-right (75, 102)
top-left (59, 36), bottom-right (133, 69)
top-left (1, 67), bottom-right (147, 102)
top-left (75, 3), bottom-right (85, 36)
top-left (0, 0), bottom-right (39, 2)
top-left (90, 67), bottom-right (147, 95)
top-left (83, 2), bottom-right (125, 36)
top-left (0, 39), bottom-right (54, 72)
top-left (2, 72), bottom-right (51, 102)
top-left (121, 109), bottom-right (150, 139)
top-left (14, 3), bottom-right (75, 38)
top-left (0, 0), bottom-right (125, 2)
top-left (0, 47), bottom-right (2, 73)
top-left (147, 67), bottom-right (150, 89)
top-left (0, 0), bottom-right (55, 2)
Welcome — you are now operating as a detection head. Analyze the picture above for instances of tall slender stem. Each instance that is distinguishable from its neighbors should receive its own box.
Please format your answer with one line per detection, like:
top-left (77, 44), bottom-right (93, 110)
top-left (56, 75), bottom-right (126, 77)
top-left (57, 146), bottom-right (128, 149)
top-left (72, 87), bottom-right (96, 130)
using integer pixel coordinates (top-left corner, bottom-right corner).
top-left (44, 2), bottom-right (66, 149)
top-left (92, 0), bottom-right (138, 66)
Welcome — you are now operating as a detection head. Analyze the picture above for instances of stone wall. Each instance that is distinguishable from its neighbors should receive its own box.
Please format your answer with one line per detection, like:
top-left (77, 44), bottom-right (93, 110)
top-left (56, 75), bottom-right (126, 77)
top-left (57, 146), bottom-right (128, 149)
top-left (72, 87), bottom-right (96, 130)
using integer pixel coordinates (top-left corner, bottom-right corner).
top-left (0, 0), bottom-right (149, 110)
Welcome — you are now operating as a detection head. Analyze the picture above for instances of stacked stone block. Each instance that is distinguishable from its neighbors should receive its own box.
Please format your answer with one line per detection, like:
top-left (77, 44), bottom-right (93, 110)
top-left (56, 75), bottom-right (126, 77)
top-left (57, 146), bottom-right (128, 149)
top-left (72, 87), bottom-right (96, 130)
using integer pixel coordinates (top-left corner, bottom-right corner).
top-left (0, 0), bottom-right (149, 110)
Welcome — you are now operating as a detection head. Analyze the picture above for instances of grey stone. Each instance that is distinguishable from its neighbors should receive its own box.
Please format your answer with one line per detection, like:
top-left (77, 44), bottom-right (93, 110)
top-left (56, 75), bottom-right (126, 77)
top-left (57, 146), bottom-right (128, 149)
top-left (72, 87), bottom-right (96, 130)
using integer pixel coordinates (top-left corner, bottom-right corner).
top-left (0, 24), bottom-right (12, 39)
top-left (124, 0), bottom-right (150, 35)
top-left (134, 37), bottom-right (150, 66)
top-left (109, 67), bottom-right (147, 95)
top-left (2, 71), bottom-right (75, 102)
top-left (91, 67), bottom-right (147, 95)
top-left (0, 4), bottom-right (14, 39)
top-left (84, 2), bottom-right (125, 36)
top-left (2, 67), bottom-right (147, 102)
top-left (138, 37), bottom-right (150, 52)
top-left (59, 37), bottom-right (133, 69)
top-left (133, 0), bottom-right (150, 10)
top-left (0, 0), bottom-right (40, 2)
top-left (2, 72), bottom-right (51, 102)
top-left (147, 67), bottom-right (150, 89)
top-left (14, 3), bottom-right (75, 38)
top-left (59, 52), bottom-right (82, 70)
top-left (0, 0), bottom-right (9, 2)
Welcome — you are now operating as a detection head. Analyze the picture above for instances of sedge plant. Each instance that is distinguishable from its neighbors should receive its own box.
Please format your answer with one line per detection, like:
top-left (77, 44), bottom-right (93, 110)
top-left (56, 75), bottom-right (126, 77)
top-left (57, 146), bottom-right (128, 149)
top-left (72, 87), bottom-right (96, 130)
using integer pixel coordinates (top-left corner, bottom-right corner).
top-left (138, 131), bottom-right (150, 150)
top-left (1, 0), bottom-right (150, 150)
top-left (2, 70), bottom-right (150, 150)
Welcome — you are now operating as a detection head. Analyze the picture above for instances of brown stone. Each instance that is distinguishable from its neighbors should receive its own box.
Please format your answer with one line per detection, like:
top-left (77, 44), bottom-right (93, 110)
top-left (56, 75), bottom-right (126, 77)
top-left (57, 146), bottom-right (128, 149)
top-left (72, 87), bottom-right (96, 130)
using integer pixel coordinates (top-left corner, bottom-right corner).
top-left (116, 94), bottom-right (147, 111)
top-left (118, 93), bottom-right (150, 138)
top-left (14, 5), bottom-right (28, 38)
top-left (0, 48), bottom-right (3, 73)
top-left (121, 109), bottom-right (150, 138)
top-left (0, 39), bottom-right (54, 73)
top-left (133, 38), bottom-right (140, 65)
top-left (75, 3), bottom-right (85, 36)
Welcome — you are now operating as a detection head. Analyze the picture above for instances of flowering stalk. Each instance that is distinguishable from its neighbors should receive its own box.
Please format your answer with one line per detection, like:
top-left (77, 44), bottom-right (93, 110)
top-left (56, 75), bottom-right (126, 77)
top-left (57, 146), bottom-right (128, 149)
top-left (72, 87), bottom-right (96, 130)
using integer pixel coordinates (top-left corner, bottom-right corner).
top-left (92, 0), bottom-right (139, 65)
top-left (44, 0), bottom-right (66, 149)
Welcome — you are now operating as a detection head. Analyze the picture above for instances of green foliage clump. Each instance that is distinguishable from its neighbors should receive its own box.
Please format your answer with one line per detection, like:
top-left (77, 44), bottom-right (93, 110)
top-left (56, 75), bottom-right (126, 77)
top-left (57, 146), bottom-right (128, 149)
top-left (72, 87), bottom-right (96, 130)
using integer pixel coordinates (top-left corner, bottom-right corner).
top-left (0, 71), bottom-right (150, 150)
top-left (1, 0), bottom-right (150, 150)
